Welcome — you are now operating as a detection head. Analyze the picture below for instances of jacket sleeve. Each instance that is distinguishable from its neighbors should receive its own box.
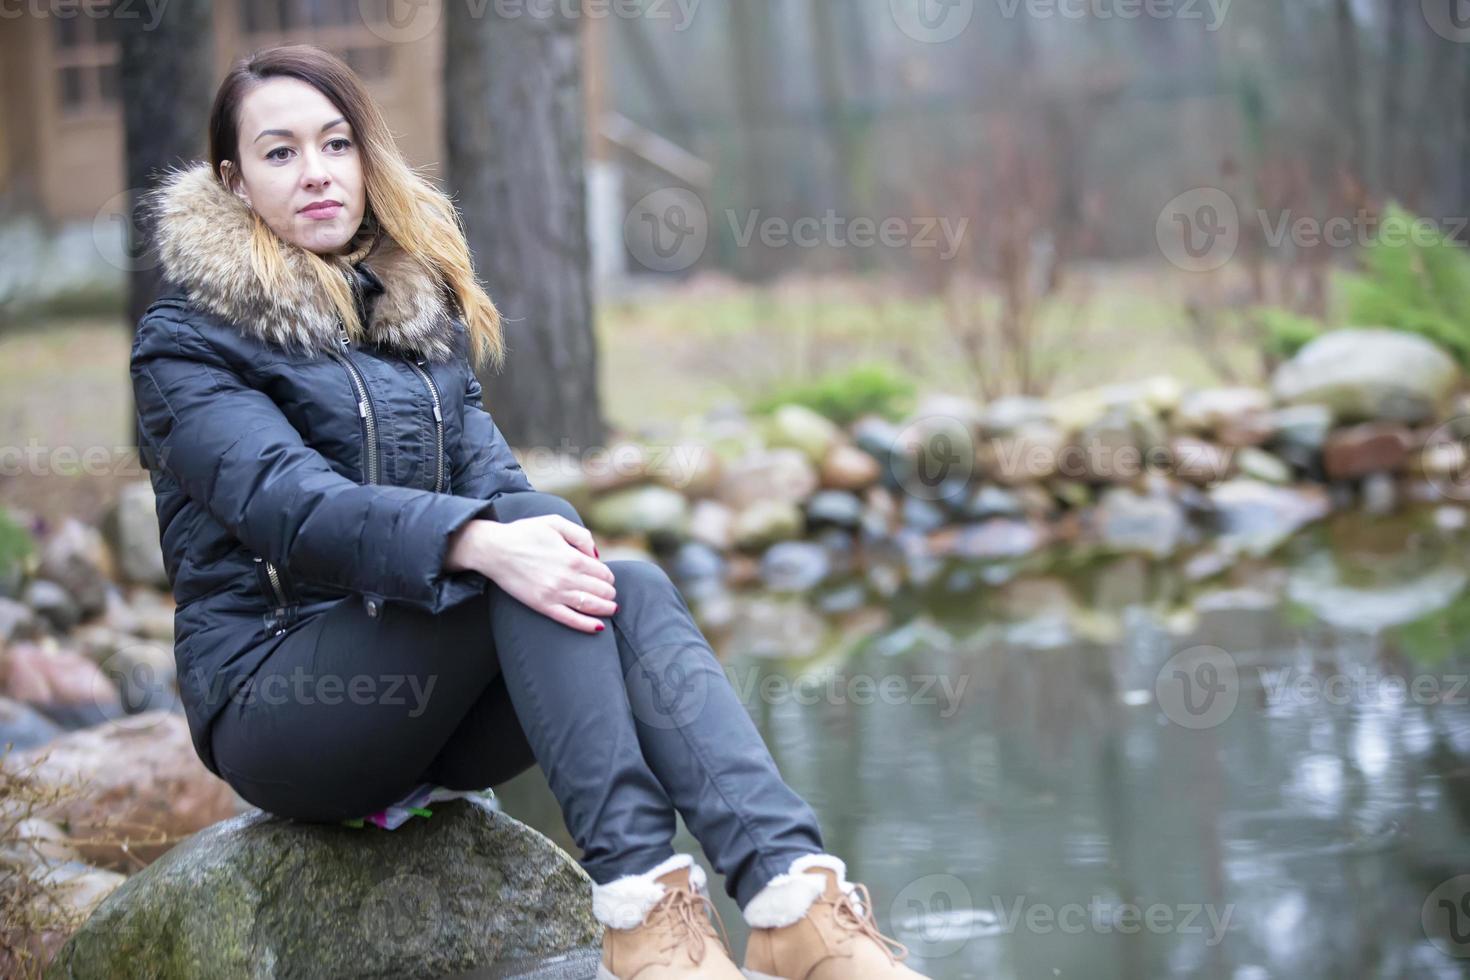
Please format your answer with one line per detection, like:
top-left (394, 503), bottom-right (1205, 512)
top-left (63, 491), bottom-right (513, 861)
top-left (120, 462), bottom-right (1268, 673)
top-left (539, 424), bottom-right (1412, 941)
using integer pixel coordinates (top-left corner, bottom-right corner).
top-left (131, 310), bottom-right (498, 615)
top-left (452, 364), bottom-right (536, 503)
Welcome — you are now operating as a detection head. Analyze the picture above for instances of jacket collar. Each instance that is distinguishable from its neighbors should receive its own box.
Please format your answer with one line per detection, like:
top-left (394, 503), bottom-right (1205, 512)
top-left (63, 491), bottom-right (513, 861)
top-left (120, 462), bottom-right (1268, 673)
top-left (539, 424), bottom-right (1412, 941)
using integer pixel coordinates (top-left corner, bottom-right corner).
top-left (144, 162), bottom-right (461, 362)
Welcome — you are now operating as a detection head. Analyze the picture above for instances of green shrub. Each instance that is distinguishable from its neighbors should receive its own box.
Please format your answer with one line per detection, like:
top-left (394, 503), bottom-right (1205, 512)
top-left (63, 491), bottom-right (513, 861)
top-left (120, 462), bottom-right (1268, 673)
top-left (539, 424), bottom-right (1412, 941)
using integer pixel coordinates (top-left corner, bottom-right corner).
top-left (752, 362), bottom-right (917, 426)
top-left (0, 509), bottom-right (34, 585)
top-left (1341, 201), bottom-right (1470, 365)
top-left (1257, 307), bottom-right (1325, 360)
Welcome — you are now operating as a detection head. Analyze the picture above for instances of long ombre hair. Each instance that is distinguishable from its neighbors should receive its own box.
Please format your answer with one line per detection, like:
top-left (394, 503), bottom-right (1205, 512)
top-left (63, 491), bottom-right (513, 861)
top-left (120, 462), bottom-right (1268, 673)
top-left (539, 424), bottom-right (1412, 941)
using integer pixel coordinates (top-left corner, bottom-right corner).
top-left (207, 44), bottom-right (507, 370)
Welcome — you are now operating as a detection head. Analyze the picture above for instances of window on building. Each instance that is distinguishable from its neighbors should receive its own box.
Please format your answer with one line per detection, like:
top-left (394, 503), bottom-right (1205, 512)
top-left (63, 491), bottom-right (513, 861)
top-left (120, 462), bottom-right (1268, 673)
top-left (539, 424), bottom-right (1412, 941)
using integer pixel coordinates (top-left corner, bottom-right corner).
top-left (52, 2), bottom-right (120, 115)
top-left (241, 0), bottom-right (394, 80)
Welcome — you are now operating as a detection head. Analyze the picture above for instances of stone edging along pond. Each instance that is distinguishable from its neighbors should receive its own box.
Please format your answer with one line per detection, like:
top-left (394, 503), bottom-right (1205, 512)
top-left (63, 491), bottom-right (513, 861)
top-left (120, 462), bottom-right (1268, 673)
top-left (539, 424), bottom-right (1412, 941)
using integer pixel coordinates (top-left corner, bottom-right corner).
top-left (538, 327), bottom-right (1470, 595)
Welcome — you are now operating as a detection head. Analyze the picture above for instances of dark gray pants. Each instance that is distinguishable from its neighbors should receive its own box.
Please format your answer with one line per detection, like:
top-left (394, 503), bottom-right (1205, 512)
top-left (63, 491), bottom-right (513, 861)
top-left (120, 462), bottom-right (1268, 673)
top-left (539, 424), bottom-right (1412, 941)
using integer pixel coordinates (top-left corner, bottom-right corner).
top-left (209, 490), bottom-right (825, 906)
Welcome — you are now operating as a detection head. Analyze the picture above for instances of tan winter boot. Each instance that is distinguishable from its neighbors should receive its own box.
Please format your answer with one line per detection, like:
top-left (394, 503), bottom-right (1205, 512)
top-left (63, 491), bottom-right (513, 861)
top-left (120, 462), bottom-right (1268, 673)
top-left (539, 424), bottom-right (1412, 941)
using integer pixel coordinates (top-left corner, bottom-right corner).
top-left (593, 853), bottom-right (744, 979)
top-left (741, 855), bottom-right (928, 980)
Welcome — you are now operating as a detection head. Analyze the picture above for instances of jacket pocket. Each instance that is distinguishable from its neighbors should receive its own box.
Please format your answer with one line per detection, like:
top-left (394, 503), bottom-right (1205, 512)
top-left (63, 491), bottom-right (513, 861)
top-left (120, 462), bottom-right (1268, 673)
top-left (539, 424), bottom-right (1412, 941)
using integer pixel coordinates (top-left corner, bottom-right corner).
top-left (252, 554), bottom-right (297, 637)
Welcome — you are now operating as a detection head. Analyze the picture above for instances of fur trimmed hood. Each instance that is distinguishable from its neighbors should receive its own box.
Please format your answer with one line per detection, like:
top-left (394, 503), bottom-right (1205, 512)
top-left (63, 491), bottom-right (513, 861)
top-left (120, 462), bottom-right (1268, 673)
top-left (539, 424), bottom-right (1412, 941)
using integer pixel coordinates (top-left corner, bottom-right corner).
top-left (143, 162), bottom-right (461, 362)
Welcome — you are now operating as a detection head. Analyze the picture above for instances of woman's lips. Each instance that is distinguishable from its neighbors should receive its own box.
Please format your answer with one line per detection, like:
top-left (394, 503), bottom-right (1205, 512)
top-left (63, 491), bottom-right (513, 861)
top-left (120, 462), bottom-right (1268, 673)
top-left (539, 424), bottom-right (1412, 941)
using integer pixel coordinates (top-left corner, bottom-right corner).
top-left (300, 202), bottom-right (342, 220)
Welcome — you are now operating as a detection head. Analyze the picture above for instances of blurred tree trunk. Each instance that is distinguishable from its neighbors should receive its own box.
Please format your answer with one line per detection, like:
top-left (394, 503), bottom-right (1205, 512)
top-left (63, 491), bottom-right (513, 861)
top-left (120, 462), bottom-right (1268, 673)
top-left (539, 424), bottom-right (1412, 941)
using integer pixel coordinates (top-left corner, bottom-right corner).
top-left (120, 0), bottom-right (212, 332)
top-left (1331, 0), bottom-right (1366, 184)
top-left (727, 1), bottom-right (785, 280)
top-left (1377, 0), bottom-right (1409, 195)
top-left (444, 6), bottom-right (603, 452)
top-left (809, 0), bottom-right (859, 260)
top-left (120, 0), bottom-right (212, 459)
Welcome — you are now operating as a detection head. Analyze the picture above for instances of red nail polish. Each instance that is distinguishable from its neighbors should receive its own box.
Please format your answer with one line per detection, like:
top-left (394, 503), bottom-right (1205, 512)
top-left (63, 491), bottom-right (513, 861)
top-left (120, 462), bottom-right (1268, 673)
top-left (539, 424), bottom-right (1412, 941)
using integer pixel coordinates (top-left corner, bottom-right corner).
top-left (595, 623), bottom-right (605, 632)
top-left (595, 546), bottom-right (600, 558)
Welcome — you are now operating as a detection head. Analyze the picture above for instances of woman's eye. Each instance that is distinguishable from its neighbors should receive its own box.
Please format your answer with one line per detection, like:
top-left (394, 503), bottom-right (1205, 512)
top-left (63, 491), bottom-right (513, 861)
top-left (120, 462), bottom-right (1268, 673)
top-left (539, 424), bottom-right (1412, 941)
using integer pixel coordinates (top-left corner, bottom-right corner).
top-left (328, 137), bottom-right (352, 152)
top-left (266, 147), bottom-right (293, 162)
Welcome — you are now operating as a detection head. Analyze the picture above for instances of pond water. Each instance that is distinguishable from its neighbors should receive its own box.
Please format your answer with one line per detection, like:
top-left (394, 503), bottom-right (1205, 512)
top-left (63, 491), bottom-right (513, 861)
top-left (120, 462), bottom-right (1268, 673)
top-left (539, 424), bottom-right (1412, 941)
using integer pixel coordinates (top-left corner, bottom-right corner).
top-left (496, 508), bottom-right (1470, 979)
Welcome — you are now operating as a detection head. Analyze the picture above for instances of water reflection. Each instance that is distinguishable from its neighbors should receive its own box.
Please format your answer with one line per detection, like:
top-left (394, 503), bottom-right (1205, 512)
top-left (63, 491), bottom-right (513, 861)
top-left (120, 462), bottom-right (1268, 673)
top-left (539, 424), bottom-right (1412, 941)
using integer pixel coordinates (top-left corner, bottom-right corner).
top-left (495, 508), bottom-right (1470, 979)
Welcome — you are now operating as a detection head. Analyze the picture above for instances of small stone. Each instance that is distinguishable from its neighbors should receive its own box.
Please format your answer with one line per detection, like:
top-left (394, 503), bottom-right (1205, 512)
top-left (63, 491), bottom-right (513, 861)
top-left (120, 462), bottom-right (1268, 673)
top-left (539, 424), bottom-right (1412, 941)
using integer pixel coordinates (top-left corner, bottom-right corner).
top-left (731, 500), bottom-right (804, 550)
top-left (1235, 446), bottom-right (1293, 485)
top-left (758, 541), bottom-right (832, 592)
top-left (766, 404), bottom-right (843, 462)
top-left (819, 443), bottom-right (881, 491)
top-left (1323, 423), bottom-right (1412, 480)
top-left (804, 490), bottom-right (865, 530)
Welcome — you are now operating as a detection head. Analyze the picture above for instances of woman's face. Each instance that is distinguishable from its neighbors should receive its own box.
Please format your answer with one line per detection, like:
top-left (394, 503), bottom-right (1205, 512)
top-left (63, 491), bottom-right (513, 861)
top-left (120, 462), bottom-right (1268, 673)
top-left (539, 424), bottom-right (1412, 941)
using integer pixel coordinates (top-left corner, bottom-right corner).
top-left (221, 77), bottom-right (366, 256)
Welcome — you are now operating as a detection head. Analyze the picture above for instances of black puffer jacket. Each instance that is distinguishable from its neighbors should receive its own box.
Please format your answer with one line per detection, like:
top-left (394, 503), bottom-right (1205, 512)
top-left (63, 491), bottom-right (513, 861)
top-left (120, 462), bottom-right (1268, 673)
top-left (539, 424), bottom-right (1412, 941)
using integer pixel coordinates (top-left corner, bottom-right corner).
top-left (131, 163), bottom-right (534, 776)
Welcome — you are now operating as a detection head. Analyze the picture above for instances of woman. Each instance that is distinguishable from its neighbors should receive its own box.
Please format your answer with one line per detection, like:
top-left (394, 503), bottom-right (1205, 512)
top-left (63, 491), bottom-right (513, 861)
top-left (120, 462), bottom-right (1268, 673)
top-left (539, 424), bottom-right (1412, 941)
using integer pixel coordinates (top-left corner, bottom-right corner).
top-left (132, 44), bottom-right (925, 980)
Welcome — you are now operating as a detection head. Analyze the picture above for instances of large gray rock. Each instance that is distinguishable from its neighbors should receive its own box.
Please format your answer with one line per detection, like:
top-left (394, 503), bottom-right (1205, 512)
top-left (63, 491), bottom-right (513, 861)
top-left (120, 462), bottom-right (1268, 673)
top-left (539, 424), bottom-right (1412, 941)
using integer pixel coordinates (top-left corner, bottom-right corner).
top-left (47, 798), bottom-right (601, 980)
top-left (103, 482), bottom-right (169, 589)
top-left (1271, 328), bottom-right (1460, 424)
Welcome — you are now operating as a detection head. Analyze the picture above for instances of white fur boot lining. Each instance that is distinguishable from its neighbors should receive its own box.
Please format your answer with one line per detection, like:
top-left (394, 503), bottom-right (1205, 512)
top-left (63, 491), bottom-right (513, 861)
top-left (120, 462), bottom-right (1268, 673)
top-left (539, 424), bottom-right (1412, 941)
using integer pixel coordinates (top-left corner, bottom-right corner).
top-left (741, 853), bottom-right (863, 929)
top-left (591, 853), bottom-right (709, 931)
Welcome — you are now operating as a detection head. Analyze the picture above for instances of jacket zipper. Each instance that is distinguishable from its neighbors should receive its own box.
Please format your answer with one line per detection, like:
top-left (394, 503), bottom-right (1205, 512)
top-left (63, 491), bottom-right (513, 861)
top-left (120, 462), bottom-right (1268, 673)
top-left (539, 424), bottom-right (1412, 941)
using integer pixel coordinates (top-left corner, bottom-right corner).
top-left (332, 307), bottom-right (386, 618)
top-left (407, 359), bottom-right (446, 493)
top-left (330, 319), bottom-right (380, 485)
top-left (254, 555), bottom-right (290, 635)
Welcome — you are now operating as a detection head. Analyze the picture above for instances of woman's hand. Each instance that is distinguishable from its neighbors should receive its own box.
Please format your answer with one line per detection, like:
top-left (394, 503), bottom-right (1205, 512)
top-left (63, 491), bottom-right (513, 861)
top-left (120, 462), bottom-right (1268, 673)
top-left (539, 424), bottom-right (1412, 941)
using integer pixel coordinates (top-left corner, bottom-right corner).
top-left (448, 517), bottom-right (616, 633)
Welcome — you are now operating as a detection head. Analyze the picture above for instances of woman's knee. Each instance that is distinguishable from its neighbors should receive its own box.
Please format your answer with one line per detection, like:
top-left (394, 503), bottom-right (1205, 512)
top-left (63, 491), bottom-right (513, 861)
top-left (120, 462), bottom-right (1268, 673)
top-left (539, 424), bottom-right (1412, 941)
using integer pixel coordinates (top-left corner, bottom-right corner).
top-left (489, 490), bottom-right (585, 526)
top-left (605, 558), bottom-right (678, 597)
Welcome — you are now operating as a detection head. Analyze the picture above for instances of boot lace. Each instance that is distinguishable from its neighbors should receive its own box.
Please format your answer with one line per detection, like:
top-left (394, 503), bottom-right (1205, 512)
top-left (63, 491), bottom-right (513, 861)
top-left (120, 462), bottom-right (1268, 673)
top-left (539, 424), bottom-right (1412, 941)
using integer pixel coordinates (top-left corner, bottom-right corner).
top-left (651, 883), bottom-right (732, 965)
top-left (832, 882), bottom-right (911, 965)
